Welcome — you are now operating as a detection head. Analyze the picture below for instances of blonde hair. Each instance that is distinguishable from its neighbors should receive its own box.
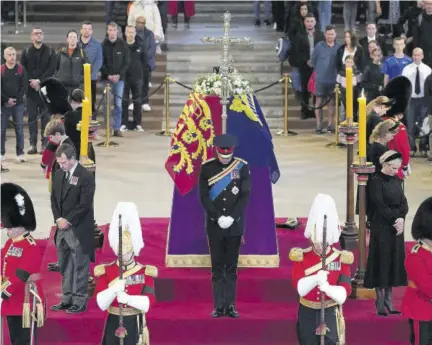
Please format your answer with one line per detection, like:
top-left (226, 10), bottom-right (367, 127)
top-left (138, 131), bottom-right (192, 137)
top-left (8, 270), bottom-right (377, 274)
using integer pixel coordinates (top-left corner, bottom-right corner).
top-left (369, 119), bottom-right (398, 144)
top-left (44, 119), bottom-right (65, 137)
top-left (366, 96), bottom-right (391, 115)
top-left (3, 46), bottom-right (16, 58)
top-left (379, 150), bottom-right (402, 166)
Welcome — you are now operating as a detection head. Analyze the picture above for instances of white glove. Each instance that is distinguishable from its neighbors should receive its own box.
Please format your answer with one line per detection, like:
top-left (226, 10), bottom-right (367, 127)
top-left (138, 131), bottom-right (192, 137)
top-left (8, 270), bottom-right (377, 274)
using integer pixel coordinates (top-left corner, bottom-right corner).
top-left (125, 295), bottom-right (150, 312)
top-left (218, 216), bottom-right (229, 229)
top-left (111, 279), bottom-right (126, 293)
top-left (224, 216), bottom-right (234, 228)
top-left (116, 291), bottom-right (129, 304)
top-left (318, 282), bottom-right (347, 305)
top-left (316, 270), bottom-right (329, 285)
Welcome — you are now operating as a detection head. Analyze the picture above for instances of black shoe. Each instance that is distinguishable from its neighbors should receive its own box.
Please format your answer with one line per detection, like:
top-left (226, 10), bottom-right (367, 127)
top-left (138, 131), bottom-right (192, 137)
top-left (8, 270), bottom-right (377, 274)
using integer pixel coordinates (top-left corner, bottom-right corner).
top-left (211, 306), bottom-right (225, 318)
top-left (226, 305), bottom-right (239, 318)
top-left (264, 19), bottom-right (270, 26)
top-left (47, 262), bottom-right (60, 272)
top-left (375, 288), bottom-right (388, 317)
top-left (113, 130), bottom-right (123, 137)
top-left (51, 302), bottom-right (72, 312)
top-left (1, 165), bottom-right (9, 173)
top-left (255, 19), bottom-right (261, 27)
top-left (375, 301), bottom-right (388, 316)
top-left (66, 305), bottom-right (87, 314)
top-left (384, 288), bottom-right (401, 315)
top-left (27, 146), bottom-right (38, 155)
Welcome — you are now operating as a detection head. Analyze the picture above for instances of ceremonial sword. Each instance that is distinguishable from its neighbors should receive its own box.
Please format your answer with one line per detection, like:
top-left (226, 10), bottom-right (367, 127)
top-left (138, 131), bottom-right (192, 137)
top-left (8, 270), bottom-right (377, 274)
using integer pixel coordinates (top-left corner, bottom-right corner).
top-left (116, 215), bottom-right (127, 345)
top-left (316, 215), bottom-right (328, 345)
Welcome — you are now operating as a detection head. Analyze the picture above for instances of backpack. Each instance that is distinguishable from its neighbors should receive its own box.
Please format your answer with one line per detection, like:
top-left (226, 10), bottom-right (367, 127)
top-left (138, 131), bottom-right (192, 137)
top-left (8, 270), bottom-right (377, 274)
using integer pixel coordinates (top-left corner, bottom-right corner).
top-left (0, 63), bottom-right (23, 77)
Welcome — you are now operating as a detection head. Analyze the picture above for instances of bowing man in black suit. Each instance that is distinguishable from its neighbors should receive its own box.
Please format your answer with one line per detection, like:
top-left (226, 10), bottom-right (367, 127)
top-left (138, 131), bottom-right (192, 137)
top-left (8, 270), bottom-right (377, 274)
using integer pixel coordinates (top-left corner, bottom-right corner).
top-left (199, 134), bottom-right (251, 319)
top-left (50, 143), bottom-right (95, 314)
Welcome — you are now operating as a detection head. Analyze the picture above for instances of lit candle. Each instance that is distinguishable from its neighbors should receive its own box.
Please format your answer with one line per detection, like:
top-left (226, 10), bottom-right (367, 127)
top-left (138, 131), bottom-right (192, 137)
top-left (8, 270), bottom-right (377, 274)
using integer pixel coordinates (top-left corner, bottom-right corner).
top-left (345, 67), bottom-right (353, 119)
top-left (80, 99), bottom-right (90, 159)
top-left (83, 64), bottom-right (92, 117)
top-left (358, 90), bottom-right (367, 159)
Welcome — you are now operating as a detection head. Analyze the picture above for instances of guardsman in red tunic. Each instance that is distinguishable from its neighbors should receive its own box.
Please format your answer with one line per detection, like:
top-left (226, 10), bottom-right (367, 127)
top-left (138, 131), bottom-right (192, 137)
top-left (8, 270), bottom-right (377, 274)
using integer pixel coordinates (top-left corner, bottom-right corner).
top-left (401, 197), bottom-right (432, 345)
top-left (290, 193), bottom-right (353, 345)
top-left (94, 202), bottom-right (157, 345)
top-left (1, 183), bottom-right (45, 345)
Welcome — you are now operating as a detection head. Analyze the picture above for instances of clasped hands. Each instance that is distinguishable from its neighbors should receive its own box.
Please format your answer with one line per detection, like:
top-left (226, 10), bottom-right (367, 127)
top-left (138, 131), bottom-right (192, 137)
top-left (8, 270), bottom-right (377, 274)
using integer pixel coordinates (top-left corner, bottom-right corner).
top-left (394, 218), bottom-right (404, 236)
top-left (316, 270), bottom-right (330, 294)
top-left (56, 218), bottom-right (70, 230)
top-left (111, 279), bottom-right (130, 305)
top-left (218, 216), bottom-right (234, 229)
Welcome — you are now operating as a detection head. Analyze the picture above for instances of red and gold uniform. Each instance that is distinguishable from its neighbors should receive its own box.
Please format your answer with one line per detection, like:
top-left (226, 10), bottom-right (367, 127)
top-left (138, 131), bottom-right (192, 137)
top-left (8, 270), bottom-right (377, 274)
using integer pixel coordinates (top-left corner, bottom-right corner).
top-left (401, 241), bottom-right (432, 345)
top-left (94, 261), bottom-right (157, 345)
top-left (384, 118), bottom-right (410, 179)
top-left (290, 246), bottom-right (353, 345)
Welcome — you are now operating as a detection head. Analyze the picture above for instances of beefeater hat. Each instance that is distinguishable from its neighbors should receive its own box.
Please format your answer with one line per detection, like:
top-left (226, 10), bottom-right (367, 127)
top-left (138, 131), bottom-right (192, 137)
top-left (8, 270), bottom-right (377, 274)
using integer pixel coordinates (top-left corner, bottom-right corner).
top-left (108, 202), bottom-right (144, 257)
top-left (39, 77), bottom-right (72, 115)
top-left (214, 134), bottom-right (237, 155)
top-left (411, 197), bottom-right (432, 241)
top-left (1, 183), bottom-right (36, 231)
top-left (304, 193), bottom-right (341, 246)
top-left (382, 76), bottom-right (412, 117)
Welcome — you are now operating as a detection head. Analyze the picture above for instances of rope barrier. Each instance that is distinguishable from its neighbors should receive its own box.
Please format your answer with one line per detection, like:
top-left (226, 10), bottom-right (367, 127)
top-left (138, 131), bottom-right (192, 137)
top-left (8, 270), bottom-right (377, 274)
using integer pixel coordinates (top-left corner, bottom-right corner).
top-left (96, 84), bottom-right (119, 148)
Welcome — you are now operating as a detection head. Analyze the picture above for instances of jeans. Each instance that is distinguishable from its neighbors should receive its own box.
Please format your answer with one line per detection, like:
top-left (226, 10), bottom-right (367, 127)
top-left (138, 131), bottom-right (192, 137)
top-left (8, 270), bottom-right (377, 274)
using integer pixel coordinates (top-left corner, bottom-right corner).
top-left (101, 80), bottom-right (124, 130)
top-left (27, 95), bottom-right (51, 147)
top-left (157, 1), bottom-right (168, 35)
top-left (319, 1), bottom-right (333, 31)
top-left (104, 0), bottom-right (112, 24)
top-left (343, 1), bottom-right (358, 30)
top-left (253, 0), bottom-right (271, 20)
top-left (122, 79), bottom-right (143, 127)
top-left (407, 97), bottom-right (428, 152)
top-left (1, 103), bottom-right (25, 156)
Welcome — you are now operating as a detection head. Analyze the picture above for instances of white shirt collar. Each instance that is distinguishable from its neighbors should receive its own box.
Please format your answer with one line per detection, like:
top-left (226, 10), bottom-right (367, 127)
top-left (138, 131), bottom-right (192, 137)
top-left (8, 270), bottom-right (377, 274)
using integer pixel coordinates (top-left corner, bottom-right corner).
top-left (367, 36), bottom-right (376, 42)
top-left (67, 162), bottom-right (78, 179)
top-left (60, 136), bottom-right (69, 145)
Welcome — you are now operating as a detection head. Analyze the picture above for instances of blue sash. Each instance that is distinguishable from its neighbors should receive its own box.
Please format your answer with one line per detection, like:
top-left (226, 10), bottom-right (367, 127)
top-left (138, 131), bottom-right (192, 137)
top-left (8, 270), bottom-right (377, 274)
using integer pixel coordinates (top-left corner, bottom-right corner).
top-left (209, 161), bottom-right (244, 201)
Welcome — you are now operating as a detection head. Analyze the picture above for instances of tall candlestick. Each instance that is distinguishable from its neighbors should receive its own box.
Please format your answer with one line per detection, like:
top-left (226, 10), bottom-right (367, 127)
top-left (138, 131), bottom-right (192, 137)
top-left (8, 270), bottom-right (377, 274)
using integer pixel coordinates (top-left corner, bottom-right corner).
top-left (83, 64), bottom-right (92, 117)
top-left (81, 99), bottom-right (90, 158)
top-left (358, 91), bottom-right (367, 160)
top-left (346, 67), bottom-right (353, 119)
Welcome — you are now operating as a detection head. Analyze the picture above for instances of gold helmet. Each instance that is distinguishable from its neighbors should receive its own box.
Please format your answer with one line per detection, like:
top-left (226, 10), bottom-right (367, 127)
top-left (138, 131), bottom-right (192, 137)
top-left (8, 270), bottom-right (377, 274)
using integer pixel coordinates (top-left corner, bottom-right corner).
top-left (108, 202), bottom-right (144, 256)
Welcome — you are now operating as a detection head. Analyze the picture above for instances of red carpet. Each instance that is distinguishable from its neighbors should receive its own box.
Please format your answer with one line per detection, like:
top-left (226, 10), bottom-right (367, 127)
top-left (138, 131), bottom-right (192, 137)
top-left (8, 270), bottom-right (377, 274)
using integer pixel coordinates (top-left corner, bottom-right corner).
top-left (2, 218), bottom-right (413, 345)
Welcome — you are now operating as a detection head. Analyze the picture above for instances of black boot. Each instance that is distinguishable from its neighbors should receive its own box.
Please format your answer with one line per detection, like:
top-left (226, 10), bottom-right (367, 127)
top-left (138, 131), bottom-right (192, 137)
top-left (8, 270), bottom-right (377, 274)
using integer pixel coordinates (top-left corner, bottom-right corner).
top-left (384, 288), bottom-right (401, 315)
top-left (375, 288), bottom-right (388, 316)
top-left (211, 306), bottom-right (225, 318)
top-left (226, 305), bottom-right (239, 318)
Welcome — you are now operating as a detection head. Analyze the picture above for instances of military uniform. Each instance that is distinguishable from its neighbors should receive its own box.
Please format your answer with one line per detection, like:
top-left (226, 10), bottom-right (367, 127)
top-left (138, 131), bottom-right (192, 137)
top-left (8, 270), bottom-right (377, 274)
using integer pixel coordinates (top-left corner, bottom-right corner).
top-left (94, 261), bottom-right (157, 345)
top-left (198, 134), bottom-right (251, 316)
top-left (384, 118), bottom-right (411, 180)
top-left (290, 246), bottom-right (353, 345)
top-left (401, 241), bottom-right (432, 345)
top-left (1, 232), bottom-right (45, 345)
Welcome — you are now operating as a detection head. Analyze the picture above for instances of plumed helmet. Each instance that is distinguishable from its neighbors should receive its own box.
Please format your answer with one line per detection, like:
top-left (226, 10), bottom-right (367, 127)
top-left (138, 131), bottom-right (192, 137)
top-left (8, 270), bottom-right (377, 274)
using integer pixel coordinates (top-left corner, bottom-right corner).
top-left (1, 183), bottom-right (36, 231)
top-left (411, 197), bottom-right (432, 241)
top-left (39, 78), bottom-right (72, 115)
top-left (304, 193), bottom-right (341, 246)
top-left (108, 202), bottom-right (144, 256)
top-left (382, 76), bottom-right (412, 117)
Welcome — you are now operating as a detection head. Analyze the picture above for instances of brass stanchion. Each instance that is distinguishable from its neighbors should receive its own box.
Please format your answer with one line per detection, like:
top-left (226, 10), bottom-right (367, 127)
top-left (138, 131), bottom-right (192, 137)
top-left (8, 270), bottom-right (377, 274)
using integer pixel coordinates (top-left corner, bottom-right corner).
top-left (277, 74), bottom-right (298, 136)
top-left (97, 84), bottom-right (119, 147)
top-left (157, 74), bottom-right (172, 137)
top-left (326, 84), bottom-right (345, 148)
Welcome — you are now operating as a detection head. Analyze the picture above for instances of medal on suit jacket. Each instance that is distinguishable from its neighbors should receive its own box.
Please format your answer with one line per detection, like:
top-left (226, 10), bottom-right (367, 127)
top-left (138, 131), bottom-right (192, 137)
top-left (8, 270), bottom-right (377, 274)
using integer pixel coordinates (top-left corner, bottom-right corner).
top-left (70, 176), bottom-right (79, 185)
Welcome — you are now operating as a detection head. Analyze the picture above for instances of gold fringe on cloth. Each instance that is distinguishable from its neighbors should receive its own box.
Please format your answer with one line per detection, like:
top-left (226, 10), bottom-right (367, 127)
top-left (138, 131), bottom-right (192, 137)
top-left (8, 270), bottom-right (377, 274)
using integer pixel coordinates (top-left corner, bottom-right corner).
top-left (165, 254), bottom-right (280, 268)
top-left (335, 305), bottom-right (346, 345)
top-left (22, 303), bottom-right (31, 328)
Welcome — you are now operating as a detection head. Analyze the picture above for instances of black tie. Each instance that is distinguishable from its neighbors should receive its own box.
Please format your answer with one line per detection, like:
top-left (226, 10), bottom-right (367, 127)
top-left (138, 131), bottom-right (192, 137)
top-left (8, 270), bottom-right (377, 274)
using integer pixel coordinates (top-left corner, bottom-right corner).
top-left (65, 171), bottom-right (70, 181)
top-left (415, 67), bottom-right (421, 95)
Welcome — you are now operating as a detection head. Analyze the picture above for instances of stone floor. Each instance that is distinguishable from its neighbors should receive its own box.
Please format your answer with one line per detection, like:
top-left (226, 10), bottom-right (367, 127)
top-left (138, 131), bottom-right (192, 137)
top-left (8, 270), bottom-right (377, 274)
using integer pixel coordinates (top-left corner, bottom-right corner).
top-left (2, 127), bottom-right (431, 246)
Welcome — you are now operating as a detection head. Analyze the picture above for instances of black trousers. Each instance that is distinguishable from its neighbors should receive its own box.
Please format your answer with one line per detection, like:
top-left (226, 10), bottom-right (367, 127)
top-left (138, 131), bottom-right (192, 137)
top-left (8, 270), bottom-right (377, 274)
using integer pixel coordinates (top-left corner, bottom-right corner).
top-left (409, 319), bottom-right (432, 345)
top-left (208, 234), bottom-right (241, 309)
top-left (91, 80), bottom-right (97, 117)
top-left (102, 314), bottom-right (142, 345)
top-left (296, 305), bottom-right (339, 345)
top-left (299, 64), bottom-right (314, 115)
top-left (141, 69), bottom-right (150, 105)
top-left (271, 1), bottom-right (285, 31)
top-left (122, 79), bottom-right (143, 127)
top-left (27, 94), bottom-right (51, 147)
top-left (157, 1), bottom-right (168, 34)
top-left (6, 315), bottom-right (37, 345)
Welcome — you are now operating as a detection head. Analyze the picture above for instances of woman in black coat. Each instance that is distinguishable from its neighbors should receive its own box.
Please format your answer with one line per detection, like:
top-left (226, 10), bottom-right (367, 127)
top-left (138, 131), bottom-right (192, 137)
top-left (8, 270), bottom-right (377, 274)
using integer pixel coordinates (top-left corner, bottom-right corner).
top-left (335, 29), bottom-right (364, 72)
top-left (364, 150), bottom-right (409, 317)
top-left (362, 47), bottom-right (385, 103)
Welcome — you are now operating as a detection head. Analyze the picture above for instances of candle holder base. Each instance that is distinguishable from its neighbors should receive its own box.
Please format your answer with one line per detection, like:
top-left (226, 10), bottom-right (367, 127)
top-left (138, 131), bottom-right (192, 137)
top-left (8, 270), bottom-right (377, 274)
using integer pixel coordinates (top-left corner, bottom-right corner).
top-left (276, 130), bottom-right (298, 136)
top-left (338, 124), bottom-right (359, 138)
top-left (326, 141), bottom-right (346, 148)
top-left (156, 129), bottom-right (173, 137)
top-left (80, 158), bottom-right (96, 172)
top-left (96, 141), bottom-right (119, 148)
top-left (340, 222), bottom-right (358, 250)
top-left (350, 280), bottom-right (376, 300)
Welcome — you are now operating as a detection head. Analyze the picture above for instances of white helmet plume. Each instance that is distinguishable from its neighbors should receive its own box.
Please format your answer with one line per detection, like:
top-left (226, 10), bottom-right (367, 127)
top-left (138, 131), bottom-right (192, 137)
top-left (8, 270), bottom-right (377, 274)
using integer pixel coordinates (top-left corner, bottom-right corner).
top-left (108, 202), bottom-right (144, 256)
top-left (304, 193), bottom-right (341, 246)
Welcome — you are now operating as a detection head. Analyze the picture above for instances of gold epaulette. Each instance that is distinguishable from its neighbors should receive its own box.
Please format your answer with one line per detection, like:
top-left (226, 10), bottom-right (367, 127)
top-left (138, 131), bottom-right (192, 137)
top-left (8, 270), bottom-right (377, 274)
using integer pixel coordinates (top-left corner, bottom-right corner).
top-left (339, 250), bottom-right (354, 265)
top-left (202, 158), bottom-right (216, 165)
top-left (94, 264), bottom-right (107, 277)
top-left (144, 265), bottom-right (158, 278)
top-left (411, 244), bottom-right (420, 254)
top-left (289, 247), bottom-right (305, 262)
top-left (235, 157), bottom-right (248, 164)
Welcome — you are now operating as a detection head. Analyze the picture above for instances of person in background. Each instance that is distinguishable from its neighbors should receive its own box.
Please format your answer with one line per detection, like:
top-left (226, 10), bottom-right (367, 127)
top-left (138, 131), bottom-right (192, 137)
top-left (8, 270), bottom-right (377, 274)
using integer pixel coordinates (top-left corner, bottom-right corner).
top-left (288, 13), bottom-right (323, 120)
top-left (424, 72), bottom-right (432, 161)
top-left (364, 150), bottom-right (408, 317)
top-left (168, 0), bottom-right (195, 29)
top-left (55, 30), bottom-right (88, 94)
top-left (402, 47), bottom-right (431, 156)
top-left (287, 2), bottom-right (311, 40)
top-left (101, 22), bottom-right (130, 138)
top-left (318, 0), bottom-right (332, 32)
top-left (362, 47), bottom-right (385, 102)
top-left (271, 1), bottom-right (285, 32)
top-left (312, 25), bottom-right (341, 134)
top-left (366, 95), bottom-right (393, 142)
top-left (128, 0), bottom-right (164, 47)
top-left (157, 0), bottom-right (168, 51)
top-left (20, 27), bottom-right (57, 155)
top-left (401, 196), bottom-right (432, 345)
top-left (253, 0), bottom-right (271, 27)
top-left (110, 1), bottom-right (129, 39)
top-left (382, 37), bottom-right (412, 86)
top-left (336, 29), bottom-right (364, 72)
top-left (79, 21), bottom-right (103, 119)
top-left (135, 16), bottom-right (155, 112)
top-left (396, 1), bottom-right (424, 56)
top-left (412, 0), bottom-right (432, 68)
top-left (359, 22), bottom-right (389, 58)
top-left (121, 25), bottom-right (146, 133)
top-left (1, 47), bottom-right (27, 163)
top-left (343, 0), bottom-right (359, 31)
top-left (364, 40), bottom-right (378, 65)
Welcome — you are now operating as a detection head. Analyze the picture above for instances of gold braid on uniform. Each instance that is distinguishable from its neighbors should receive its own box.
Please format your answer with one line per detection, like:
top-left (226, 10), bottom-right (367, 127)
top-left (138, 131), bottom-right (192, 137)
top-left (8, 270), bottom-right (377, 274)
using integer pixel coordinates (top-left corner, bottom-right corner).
top-left (339, 250), bottom-right (354, 265)
top-left (144, 265), bottom-right (158, 278)
top-left (335, 305), bottom-right (346, 345)
top-left (289, 247), bottom-right (304, 262)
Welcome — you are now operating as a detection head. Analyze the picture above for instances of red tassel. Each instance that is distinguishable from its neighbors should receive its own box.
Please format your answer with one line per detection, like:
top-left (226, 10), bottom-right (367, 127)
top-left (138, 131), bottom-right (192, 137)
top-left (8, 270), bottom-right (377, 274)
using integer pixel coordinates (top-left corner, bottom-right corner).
top-left (115, 327), bottom-right (128, 338)
top-left (315, 324), bottom-right (329, 336)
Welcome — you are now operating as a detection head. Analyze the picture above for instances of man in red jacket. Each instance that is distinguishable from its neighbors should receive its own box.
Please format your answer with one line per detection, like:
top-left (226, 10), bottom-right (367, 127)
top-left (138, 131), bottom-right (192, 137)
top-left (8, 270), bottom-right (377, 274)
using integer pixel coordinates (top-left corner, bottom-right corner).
top-left (1, 183), bottom-right (45, 345)
top-left (401, 197), bottom-right (432, 345)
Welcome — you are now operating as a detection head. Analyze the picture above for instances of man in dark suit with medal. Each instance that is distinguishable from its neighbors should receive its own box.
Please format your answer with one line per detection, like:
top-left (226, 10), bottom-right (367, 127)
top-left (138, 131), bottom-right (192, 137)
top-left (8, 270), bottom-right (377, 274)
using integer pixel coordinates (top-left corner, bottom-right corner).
top-left (49, 143), bottom-right (95, 314)
top-left (199, 134), bottom-right (251, 319)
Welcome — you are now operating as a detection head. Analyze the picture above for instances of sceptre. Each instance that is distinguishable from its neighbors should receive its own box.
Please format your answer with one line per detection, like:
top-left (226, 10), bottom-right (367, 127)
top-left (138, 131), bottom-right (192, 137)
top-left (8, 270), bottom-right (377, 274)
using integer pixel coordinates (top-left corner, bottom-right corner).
top-left (115, 215), bottom-right (127, 344)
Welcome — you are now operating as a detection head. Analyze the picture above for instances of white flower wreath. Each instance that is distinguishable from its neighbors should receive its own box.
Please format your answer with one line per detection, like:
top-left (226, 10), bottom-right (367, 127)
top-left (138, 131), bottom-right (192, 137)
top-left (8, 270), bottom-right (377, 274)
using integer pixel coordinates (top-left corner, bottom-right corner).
top-left (193, 70), bottom-right (254, 96)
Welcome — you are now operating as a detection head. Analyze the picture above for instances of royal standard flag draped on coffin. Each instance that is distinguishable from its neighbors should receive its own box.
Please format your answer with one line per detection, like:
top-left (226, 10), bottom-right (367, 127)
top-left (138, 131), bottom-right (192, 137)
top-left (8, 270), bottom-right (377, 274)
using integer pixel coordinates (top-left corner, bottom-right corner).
top-left (165, 92), bottom-right (280, 195)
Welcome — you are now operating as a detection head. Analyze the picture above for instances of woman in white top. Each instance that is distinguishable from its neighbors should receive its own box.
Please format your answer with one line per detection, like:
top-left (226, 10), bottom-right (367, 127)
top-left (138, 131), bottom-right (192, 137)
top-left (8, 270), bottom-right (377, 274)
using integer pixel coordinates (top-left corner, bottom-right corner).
top-left (335, 29), bottom-right (364, 72)
top-left (128, 0), bottom-right (164, 43)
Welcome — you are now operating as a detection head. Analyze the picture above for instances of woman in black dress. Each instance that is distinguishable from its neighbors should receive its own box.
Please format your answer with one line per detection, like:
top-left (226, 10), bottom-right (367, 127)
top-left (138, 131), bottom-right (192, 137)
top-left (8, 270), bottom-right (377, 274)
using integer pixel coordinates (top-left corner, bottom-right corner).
top-left (364, 150), bottom-right (409, 317)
